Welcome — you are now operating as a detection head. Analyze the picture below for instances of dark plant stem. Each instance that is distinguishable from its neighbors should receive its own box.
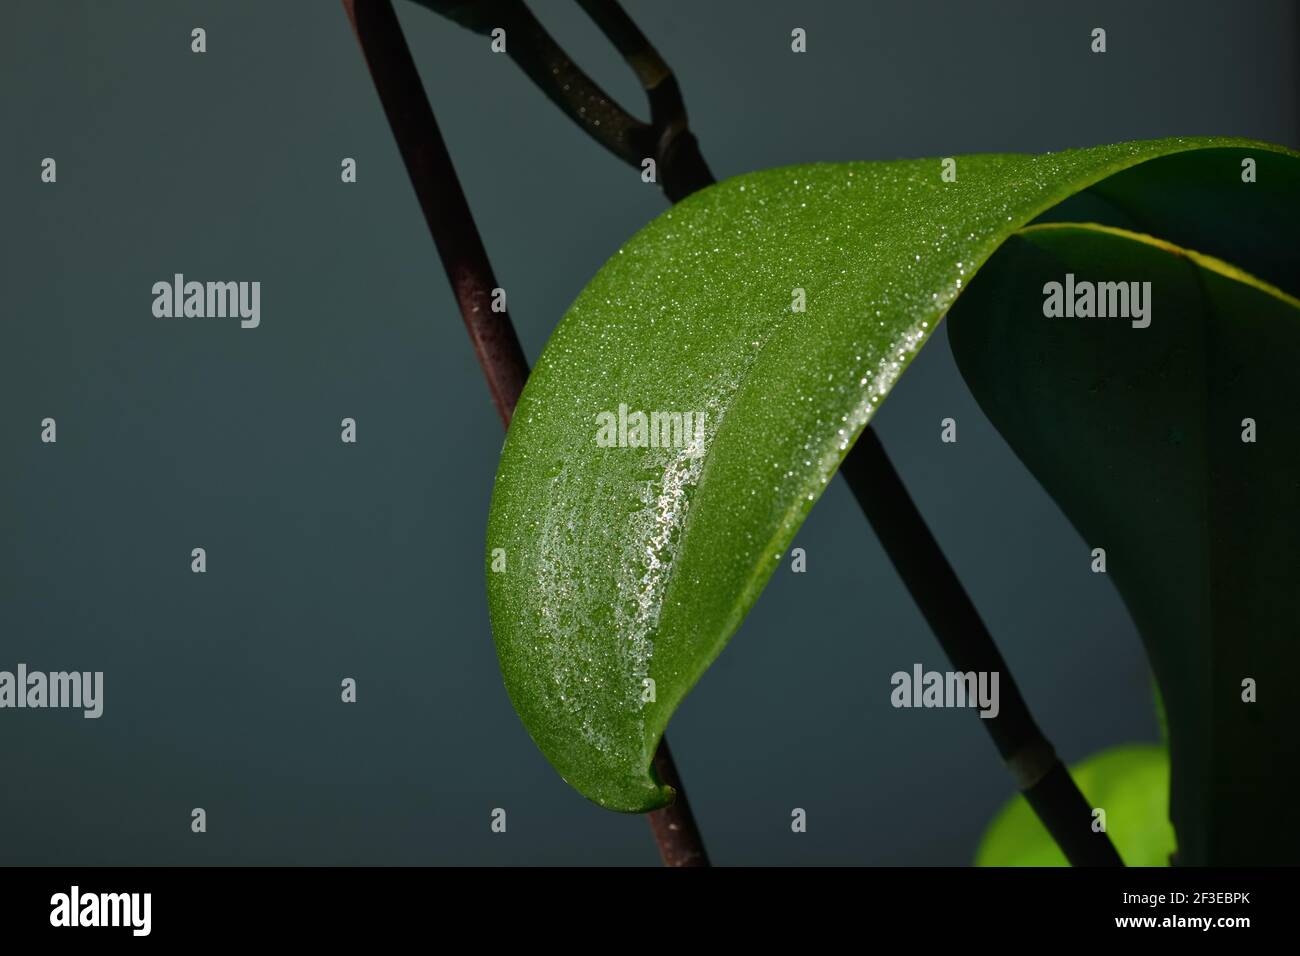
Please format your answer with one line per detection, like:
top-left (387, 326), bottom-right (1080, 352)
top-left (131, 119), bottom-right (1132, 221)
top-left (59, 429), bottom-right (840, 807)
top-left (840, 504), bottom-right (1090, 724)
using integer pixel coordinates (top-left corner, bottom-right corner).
top-left (409, 0), bottom-right (712, 200)
top-left (342, 0), bottom-right (526, 424)
top-left (841, 430), bottom-right (1125, 867)
top-left (648, 739), bottom-right (709, 867)
top-left (408, 0), bottom-right (649, 166)
top-left (341, 0), bottom-right (709, 867)
top-left (573, 0), bottom-right (713, 201)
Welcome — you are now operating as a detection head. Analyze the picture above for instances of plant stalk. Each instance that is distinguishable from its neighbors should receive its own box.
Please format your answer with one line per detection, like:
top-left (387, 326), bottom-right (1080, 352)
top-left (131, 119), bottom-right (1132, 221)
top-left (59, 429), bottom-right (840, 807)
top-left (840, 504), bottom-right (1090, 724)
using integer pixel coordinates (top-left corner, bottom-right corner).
top-left (342, 0), bottom-right (526, 423)
top-left (648, 739), bottom-right (709, 867)
top-left (840, 430), bottom-right (1124, 866)
top-left (341, 0), bottom-right (709, 868)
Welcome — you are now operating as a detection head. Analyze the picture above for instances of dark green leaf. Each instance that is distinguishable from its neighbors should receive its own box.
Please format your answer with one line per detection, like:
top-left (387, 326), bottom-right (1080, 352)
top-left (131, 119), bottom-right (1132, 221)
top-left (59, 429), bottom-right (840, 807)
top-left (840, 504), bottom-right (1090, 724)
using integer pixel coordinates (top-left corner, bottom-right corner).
top-left (950, 221), bottom-right (1300, 864)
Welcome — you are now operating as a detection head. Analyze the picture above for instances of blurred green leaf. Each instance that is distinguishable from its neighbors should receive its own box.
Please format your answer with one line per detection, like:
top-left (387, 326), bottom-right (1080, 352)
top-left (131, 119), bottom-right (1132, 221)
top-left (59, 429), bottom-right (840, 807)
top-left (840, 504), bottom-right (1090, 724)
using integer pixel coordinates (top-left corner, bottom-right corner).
top-left (976, 744), bottom-right (1175, 867)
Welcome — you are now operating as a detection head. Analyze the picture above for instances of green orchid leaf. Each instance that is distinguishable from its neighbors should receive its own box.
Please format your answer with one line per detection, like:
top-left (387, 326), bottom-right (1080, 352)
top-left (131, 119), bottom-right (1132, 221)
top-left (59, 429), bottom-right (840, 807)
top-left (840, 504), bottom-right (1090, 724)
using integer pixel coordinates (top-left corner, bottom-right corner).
top-left (976, 744), bottom-right (1175, 867)
top-left (949, 221), bottom-right (1300, 864)
top-left (486, 138), bottom-right (1299, 813)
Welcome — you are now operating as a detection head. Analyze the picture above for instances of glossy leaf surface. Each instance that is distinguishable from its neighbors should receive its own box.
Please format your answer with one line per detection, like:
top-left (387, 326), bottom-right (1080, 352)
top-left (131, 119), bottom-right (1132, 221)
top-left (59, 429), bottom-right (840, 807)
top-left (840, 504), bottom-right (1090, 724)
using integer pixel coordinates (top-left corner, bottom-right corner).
top-left (487, 139), bottom-right (1298, 813)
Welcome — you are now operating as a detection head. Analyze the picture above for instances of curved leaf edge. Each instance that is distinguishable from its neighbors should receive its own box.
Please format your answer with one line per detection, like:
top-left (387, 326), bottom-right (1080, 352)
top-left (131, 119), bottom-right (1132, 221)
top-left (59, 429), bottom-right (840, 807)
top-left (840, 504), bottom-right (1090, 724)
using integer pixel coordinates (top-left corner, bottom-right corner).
top-left (1019, 221), bottom-right (1300, 309)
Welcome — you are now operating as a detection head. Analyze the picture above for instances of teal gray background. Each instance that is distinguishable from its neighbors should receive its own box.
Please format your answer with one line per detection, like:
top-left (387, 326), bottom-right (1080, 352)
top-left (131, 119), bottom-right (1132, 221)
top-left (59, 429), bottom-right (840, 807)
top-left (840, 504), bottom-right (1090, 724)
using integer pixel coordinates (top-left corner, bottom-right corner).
top-left (1, 0), bottom-right (1296, 865)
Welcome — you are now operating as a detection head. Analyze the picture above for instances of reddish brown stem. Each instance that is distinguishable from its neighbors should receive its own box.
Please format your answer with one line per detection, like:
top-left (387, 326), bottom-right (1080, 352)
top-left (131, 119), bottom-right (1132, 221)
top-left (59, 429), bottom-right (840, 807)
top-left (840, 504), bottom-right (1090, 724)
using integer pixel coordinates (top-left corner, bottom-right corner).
top-left (343, 0), bottom-right (526, 424)
top-left (648, 739), bottom-right (709, 866)
top-left (342, 0), bottom-right (708, 866)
